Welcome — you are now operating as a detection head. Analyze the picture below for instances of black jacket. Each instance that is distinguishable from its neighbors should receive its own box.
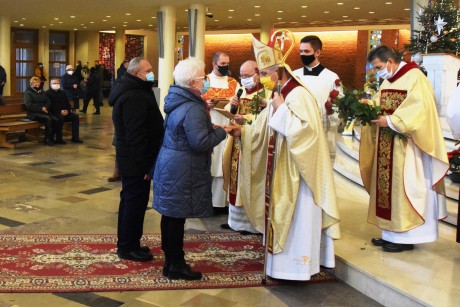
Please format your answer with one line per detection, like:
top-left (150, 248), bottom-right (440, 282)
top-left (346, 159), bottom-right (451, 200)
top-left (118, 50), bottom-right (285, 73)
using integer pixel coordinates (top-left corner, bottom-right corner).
top-left (0, 66), bottom-right (6, 84)
top-left (24, 86), bottom-right (51, 117)
top-left (60, 73), bottom-right (79, 100)
top-left (85, 71), bottom-right (101, 96)
top-left (110, 73), bottom-right (165, 177)
top-left (46, 89), bottom-right (71, 115)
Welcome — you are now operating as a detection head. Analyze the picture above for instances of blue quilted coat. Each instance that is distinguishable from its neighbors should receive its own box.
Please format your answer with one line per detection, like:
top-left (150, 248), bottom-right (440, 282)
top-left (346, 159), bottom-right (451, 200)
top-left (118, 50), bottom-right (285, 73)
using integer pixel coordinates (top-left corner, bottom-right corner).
top-left (153, 85), bottom-right (227, 218)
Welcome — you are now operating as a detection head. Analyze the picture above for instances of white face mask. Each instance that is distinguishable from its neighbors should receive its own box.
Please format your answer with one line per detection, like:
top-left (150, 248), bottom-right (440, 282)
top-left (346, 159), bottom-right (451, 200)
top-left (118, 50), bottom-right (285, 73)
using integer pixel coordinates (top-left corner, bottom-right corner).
top-left (241, 75), bottom-right (256, 89)
top-left (376, 62), bottom-right (393, 80)
top-left (51, 84), bottom-right (60, 91)
top-left (67, 70), bottom-right (74, 75)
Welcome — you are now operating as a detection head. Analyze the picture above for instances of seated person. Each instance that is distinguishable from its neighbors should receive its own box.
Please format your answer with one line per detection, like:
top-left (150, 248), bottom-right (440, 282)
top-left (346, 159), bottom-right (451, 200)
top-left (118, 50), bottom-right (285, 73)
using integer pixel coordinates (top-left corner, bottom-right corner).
top-left (46, 78), bottom-right (83, 144)
top-left (24, 77), bottom-right (58, 146)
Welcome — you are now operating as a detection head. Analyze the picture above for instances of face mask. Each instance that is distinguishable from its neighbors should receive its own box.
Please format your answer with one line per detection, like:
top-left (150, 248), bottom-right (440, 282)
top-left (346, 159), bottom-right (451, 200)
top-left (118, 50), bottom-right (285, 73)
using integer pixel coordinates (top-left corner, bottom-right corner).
top-left (145, 72), bottom-right (155, 82)
top-left (51, 84), bottom-right (60, 91)
top-left (241, 75), bottom-right (256, 89)
top-left (38, 65), bottom-right (43, 68)
top-left (260, 76), bottom-right (276, 91)
top-left (217, 65), bottom-right (229, 76)
top-left (32, 86), bottom-right (41, 91)
top-left (376, 62), bottom-right (393, 80)
top-left (301, 54), bottom-right (316, 66)
top-left (200, 79), bottom-right (210, 94)
top-left (67, 70), bottom-right (74, 75)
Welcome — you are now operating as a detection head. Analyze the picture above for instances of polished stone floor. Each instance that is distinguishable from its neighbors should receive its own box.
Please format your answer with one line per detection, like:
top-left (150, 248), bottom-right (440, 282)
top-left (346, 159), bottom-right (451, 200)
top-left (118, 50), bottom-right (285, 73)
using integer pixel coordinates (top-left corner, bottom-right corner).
top-left (0, 102), bottom-right (381, 307)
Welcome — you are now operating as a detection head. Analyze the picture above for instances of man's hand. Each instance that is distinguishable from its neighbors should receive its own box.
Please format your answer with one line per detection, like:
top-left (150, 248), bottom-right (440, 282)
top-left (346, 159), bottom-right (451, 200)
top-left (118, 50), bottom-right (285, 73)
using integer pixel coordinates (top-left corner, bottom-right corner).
top-left (144, 173), bottom-right (151, 181)
top-left (230, 96), bottom-right (239, 107)
top-left (61, 110), bottom-right (69, 116)
top-left (227, 121), bottom-right (241, 137)
top-left (259, 98), bottom-right (267, 108)
top-left (73, 84), bottom-right (78, 89)
top-left (42, 106), bottom-right (48, 114)
top-left (206, 99), bottom-right (216, 109)
top-left (371, 116), bottom-right (388, 128)
top-left (233, 114), bottom-right (244, 125)
top-left (271, 92), bottom-right (285, 111)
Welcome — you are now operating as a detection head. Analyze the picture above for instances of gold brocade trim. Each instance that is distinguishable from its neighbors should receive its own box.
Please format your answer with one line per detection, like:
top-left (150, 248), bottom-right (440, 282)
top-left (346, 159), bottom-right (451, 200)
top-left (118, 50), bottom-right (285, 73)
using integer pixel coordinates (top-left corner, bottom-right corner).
top-left (265, 136), bottom-right (274, 252)
top-left (380, 89), bottom-right (407, 115)
top-left (229, 139), bottom-right (239, 196)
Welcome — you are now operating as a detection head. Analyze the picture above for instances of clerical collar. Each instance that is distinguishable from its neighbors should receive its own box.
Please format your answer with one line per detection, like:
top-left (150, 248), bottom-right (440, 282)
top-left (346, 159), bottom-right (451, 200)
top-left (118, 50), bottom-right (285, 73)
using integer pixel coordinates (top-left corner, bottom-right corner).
top-left (303, 63), bottom-right (325, 76)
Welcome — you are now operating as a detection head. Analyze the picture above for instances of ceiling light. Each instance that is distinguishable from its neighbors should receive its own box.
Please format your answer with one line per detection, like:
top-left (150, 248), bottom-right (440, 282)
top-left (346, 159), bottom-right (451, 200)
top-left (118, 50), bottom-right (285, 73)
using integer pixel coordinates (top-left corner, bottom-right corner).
top-left (324, 11), bottom-right (330, 13)
top-left (50, 23), bottom-right (54, 26)
top-left (21, 17), bottom-right (26, 20)
top-left (277, 10), bottom-right (284, 13)
top-left (54, 18), bottom-right (59, 20)
top-left (102, 19), bottom-right (107, 22)
top-left (404, 8), bottom-right (410, 10)
top-left (343, 15), bottom-right (348, 18)
top-left (123, 25), bottom-right (127, 27)
top-left (229, 9), bottom-right (234, 12)
top-left (247, 18), bottom-right (252, 21)
top-left (301, 15), bottom-right (307, 18)
top-left (19, 24), bottom-right (24, 27)
top-left (112, 27), bottom-right (116, 28)
top-left (385, 1), bottom-right (392, 4)
top-left (255, 13), bottom-right (260, 16)
top-left (354, 7), bottom-right (360, 9)
top-left (106, 15), bottom-right (111, 18)
top-left (59, 21), bottom-right (63, 24)
top-left (74, 28), bottom-right (78, 31)
top-left (83, 26), bottom-right (87, 28)
top-left (80, 23), bottom-right (84, 26)
top-left (123, 21), bottom-right (128, 23)
top-left (277, 17), bottom-right (282, 20)
top-left (136, 19), bottom-right (141, 21)
top-left (228, 16), bottom-right (233, 18)
top-left (301, 5), bottom-right (307, 8)
top-left (126, 13), bottom-right (131, 15)
top-left (42, 26), bottom-right (46, 28)
top-left (254, 5), bottom-right (260, 8)
top-left (185, 9), bottom-right (188, 11)
top-left (13, 20), bottom-right (18, 23)
top-left (151, 16), bottom-right (156, 19)
top-left (70, 16), bottom-right (75, 18)
top-left (369, 11), bottom-right (375, 14)
top-left (214, 19), bottom-right (219, 22)
top-left (90, 21), bottom-right (94, 23)
top-left (149, 24), bottom-right (153, 26)
top-left (337, 2), bottom-right (344, 5)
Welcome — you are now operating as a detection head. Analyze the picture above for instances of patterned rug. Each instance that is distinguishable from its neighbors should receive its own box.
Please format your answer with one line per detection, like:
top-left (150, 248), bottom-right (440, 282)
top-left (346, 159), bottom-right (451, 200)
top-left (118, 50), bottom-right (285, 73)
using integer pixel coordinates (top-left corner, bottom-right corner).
top-left (0, 233), bottom-right (336, 293)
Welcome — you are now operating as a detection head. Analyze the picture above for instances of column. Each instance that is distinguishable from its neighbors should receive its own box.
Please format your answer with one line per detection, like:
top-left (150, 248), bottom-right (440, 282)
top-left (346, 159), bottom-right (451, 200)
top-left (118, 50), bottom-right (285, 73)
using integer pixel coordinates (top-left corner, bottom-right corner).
top-left (0, 16), bottom-right (11, 96)
top-left (157, 6), bottom-right (176, 112)
top-left (115, 30), bottom-right (125, 78)
top-left (410, 0), bottom-right (428, 33)
top-left (260, 21), bottom-right (273, 45)
top-left (188, 3), bottom-right (206, 62)
top-left (38, 29), bottom-right (49, 90)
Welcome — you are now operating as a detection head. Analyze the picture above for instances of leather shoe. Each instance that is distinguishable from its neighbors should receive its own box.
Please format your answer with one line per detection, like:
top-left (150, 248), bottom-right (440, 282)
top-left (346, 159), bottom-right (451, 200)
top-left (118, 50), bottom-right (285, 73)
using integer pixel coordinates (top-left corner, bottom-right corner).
top-left (162, 260), bottom-right (170, 277)
top-left (139, 246), bottom-right (151, 254)
top-left (55, 139), bottom-right (66, 145)
top-left (71, 138), bottom-right (84, 143)
top-left (44, 140), bottom-right (55, 146)
top-left (371, 238), bottom-right (390, 246)
top-left (117, 249), bottom-right (153, 262)
top-left (382, 242), bottom-right (414, 253)
top-left (79, 110), bottom-right (86, 113)
top-left (93, 112), bottom-right (100, 115)
top-left (168, 263), bottom-right (202, 280)
top-left (220, 223), bottom-right (231, 230)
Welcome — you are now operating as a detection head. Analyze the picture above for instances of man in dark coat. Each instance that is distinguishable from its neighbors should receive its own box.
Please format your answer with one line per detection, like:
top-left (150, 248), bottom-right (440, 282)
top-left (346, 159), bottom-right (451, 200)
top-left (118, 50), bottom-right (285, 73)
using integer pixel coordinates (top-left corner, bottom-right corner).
top-left (0, 63), bottom-right (6, 96)
top-left (110, 57), bottom-right (164, 262)
top-left (24, 76), bottom-right (58, 146)
top-left (46, 78), bottom-right (83, 144)
top-left (60, 65), bottom-right (80, 111)
top-left (80, 67), bottom-right (101, 114)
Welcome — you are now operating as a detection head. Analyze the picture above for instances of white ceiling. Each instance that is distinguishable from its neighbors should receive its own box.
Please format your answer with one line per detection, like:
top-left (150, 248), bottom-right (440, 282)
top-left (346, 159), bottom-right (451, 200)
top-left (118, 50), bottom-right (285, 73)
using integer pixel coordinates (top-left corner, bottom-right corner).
top-left (4, 0), bottom-right (411, 32)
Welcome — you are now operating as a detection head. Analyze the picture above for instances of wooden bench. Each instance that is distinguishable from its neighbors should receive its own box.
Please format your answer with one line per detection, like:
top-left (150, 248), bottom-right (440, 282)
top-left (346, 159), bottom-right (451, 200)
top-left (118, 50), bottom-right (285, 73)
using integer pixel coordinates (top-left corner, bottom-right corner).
top-left (0, 96), bottom-right (86, 148)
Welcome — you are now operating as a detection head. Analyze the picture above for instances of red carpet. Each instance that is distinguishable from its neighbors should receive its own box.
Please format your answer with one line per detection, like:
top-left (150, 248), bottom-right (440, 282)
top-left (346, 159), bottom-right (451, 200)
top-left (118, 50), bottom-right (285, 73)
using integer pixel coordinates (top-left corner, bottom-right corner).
top-left (0, 233), bottom-right (336, 292)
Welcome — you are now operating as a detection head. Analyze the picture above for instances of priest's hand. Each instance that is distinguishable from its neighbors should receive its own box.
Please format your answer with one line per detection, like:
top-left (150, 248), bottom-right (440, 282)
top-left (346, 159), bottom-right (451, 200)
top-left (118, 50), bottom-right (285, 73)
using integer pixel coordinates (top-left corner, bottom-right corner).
top-left (230, 96), bottom-right (239, 107)
top-left (371, 116), bottom-right (388, 128)
top-left (227, 121), bottom-right (242, 137)
top-left (234, 114), bottom-right (244, 125)
top-left (271, 92), bottom-right (285, 111)
top-left (206, 99), bottom-right (216, 109)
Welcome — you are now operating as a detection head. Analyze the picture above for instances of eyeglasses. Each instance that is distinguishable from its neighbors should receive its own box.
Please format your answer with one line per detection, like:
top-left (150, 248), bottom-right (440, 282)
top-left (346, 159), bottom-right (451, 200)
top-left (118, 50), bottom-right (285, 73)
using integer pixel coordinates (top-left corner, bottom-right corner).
top-left (240, 73), bottom-right (256, 79)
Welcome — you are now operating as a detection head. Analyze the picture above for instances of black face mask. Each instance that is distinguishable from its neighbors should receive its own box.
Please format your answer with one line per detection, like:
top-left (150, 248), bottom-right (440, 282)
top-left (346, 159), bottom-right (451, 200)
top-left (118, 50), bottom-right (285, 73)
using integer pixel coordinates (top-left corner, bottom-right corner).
top-left (301, 54), bottom-right (316, 66)
top-left (217, 65), bottom-right (229, 76)
top-left (32, 86), bottom-right (41, 91)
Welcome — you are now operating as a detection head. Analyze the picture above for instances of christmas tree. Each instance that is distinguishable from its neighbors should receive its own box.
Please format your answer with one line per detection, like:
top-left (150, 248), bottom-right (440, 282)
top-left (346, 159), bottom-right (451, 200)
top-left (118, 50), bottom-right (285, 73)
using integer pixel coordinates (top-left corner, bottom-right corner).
top-left (408, 0), bottom-right (460, 55)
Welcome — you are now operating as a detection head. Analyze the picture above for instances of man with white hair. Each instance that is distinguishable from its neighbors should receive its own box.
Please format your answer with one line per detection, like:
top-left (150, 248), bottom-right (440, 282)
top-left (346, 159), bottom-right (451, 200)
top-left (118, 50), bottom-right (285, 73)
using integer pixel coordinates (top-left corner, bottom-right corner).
top-left (60, 64), bottom-right (80, 112)
top-left (110, 57), bottom-right (164, 262)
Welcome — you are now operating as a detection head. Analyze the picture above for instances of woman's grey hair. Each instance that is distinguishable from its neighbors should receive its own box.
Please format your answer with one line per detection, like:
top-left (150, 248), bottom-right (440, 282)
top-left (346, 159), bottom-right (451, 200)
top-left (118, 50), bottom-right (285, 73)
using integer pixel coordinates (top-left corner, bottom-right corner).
top-left (173, 58), bottom-right (205, 88)
top-left (127, 57), bottom-right (144, 73)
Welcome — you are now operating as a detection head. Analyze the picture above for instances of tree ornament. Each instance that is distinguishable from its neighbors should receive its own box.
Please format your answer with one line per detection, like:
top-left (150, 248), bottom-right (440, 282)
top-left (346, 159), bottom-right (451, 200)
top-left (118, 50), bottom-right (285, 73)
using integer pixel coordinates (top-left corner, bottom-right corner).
top-left (412, 52), bottom-right (423, 63)
top-left (430, 35), bottom-right (439, 42)
top-left (435, 15), bottom-right (448, 35)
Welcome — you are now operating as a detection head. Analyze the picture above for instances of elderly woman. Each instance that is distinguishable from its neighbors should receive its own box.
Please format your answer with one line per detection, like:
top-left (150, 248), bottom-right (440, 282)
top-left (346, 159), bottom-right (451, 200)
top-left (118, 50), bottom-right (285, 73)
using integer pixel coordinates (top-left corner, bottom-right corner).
top-left (153, 58), bottom-right (228, 280)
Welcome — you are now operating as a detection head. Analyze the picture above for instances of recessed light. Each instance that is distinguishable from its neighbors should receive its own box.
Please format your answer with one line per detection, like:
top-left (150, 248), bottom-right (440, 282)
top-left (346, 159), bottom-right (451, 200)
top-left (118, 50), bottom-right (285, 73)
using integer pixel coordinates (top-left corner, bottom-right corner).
top-left (228, 16), bottom-right (233, 18)
top-left (404, 8), bottom-right (410, 10)
top-left (83, 26), bottom-right (87, 28)
top-left (385, 1), bottom-right (392, 4)
top-left (369, 11), bottom-right (375, 14)
top-left (59, 21), bottom-right (63, 24)
top-left (229, 9), bottom-right (234, 12)
top-left (254, 5), bottom-right (260, 8)
top-left (19, 24), bottom-right (24, 27)
top-left (277, 17), bottom-right (282, 20)
top-left (151, 16), bottom-right (156, 19)
top-left (106, 15), bottom-right (111, 18)
top-left (126, 13), bottom-right (131, 15)
top-left (301, 15), bottom-right (307, 18)
top-left (102, 19), bottom-right (107, 22)
top-left (247, 18), bottom-right (252, 21)
top-left (354, 7), bottom-right (360, 10)
top-left (277, 10), bottom-right (284, 13)
top-left (136, 19), bottom-right (141, 21)
top-left (42, 26), bottom-right (46, 28)
top-left (70, 16), bottom-right (75, 18)
top-left (123, 25), bottom-right (127, 27)
top-left (214, 19), bottom-right (219, 22)
top-left (13, 20), bottom-right (18, 23)
top-left (324, 11), bottom-right (330, 13)
top-left (255, 13), bottom-right (260, 16)
top-left (54, 18), bottom-right (59, 20)
top-left (80, 23), bottom-right (84, 26)
top-left (149, 24), bottom-right (153, 26)
top-left (74, 28), bottom-right (78, 31)
top-left (90, 21), bottom-right (94, 23)
top-left (185, 9), bottom-right (188, 11)
top-left (112, 26), bottom-right (116, 28)
top-left (343, 15), bottom-right (348, 18)
top-left (50, 23), bottom-right (54, 26)
top-left (21, 17), bottom-right (26, 20)
top-left (301, 5), bottom-right (307, 8)
top-left (337, 2), bottom-right (343, 5)
top-left (123, 21), bottom-right (128, 23)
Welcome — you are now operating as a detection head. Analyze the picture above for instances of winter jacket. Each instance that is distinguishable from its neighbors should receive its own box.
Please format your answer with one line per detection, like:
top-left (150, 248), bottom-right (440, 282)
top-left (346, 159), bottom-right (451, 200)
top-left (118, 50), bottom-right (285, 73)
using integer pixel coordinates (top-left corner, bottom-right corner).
top-left (0, 66), bottom-right (6, 84)
top-left (85, 71), bottom-right (101, 96)
top-left (46, 89), bottom-right (71, 115)
top-left (110, 73), bottom-right (164, 177)
top-left (153, 85), bottom-right (227, 218)
top-left (23, 86), bottom-right (51, 118)
top-left (60, 73), bottom-right (79, 100)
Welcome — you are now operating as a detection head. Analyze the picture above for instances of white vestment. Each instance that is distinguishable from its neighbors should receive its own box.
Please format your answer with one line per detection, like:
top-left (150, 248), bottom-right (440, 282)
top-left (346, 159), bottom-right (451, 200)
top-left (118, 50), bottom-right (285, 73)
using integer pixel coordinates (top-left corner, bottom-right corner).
top-left (447, 84), bottom-right (460, 139)
top-left (265, 104), bottom-right (335, 280)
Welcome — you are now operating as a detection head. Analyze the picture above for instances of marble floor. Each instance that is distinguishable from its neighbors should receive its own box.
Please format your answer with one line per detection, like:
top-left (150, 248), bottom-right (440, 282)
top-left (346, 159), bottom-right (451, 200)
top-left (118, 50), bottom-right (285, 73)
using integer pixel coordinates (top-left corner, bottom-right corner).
top-left (0, 102), bottom-right (380, 307)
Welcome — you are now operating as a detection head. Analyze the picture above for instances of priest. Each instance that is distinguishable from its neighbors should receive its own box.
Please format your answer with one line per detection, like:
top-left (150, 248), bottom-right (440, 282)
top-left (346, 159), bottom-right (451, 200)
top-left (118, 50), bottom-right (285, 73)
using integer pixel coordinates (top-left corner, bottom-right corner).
top-left (222, 60), bottom-right (270, 234)
top-left (229, 35), bottom-right (340, 280)
top-left (202, 52), bottom-right (240, 212)
top-left (361, 45), bottom-right (449, 252)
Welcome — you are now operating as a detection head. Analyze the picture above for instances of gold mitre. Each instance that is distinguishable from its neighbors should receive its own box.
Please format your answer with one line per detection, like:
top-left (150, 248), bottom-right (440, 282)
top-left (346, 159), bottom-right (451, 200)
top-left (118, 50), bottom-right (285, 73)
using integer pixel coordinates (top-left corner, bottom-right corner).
top-left (252, 35), bottom-right (283, 70)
